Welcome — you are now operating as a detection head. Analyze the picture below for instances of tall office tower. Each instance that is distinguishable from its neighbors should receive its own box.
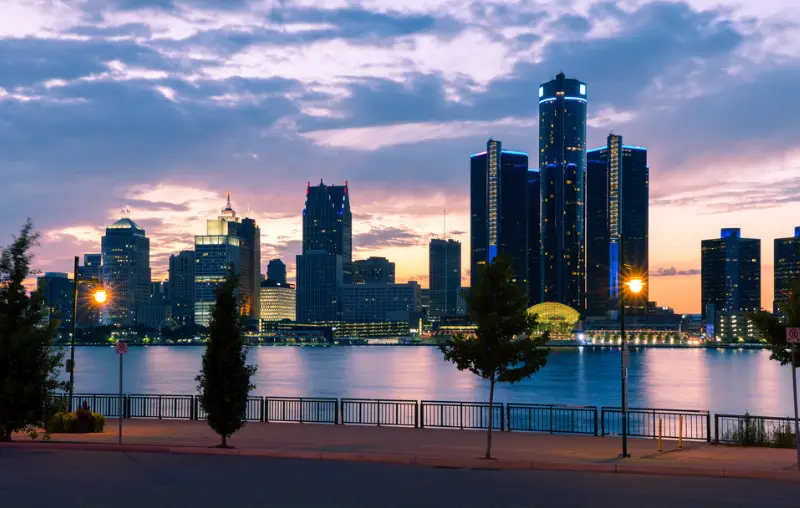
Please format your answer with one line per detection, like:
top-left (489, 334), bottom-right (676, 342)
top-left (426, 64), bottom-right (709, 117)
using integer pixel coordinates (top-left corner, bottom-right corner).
top-left (470, 139), bottom-right (529, 291)
top-left (302, 180), bottom-right (352, 262)
top-left (296, 181), bottom-right (351, 322)
top-left (539, 72), bottom-right (587, 311)
top-left (194, 195), bottom-right (244, 327)
top-left (101, 217), bottom-right (151, 326)
top-left (259, 279), bottom-right (296, 322)
top-left (296, 251), bottom-right (342, 322)
top-left (774, 227), bottom-right (800, 315)
top-left (585, 135), bottom-right (649, 316)
top-left (527, 169), bottom-right (542, 304)
top-left (77, 253), bottom-right (101, 327)
top-left (701, 228), bottom-right (761, 341)
top-left (266, 258), bottom-right (287, 285)
top-left (169, 250), bottom-right (195, 327)
top-left (429, 238), bottom-right (461, 320)
top-left (341, 281), bottom-right (421, 324)
top-left (37, 272), bottom-right (73, 329)
top-left (233, 216), bottom-right (261, 319)
top-left (351, 257), bottom-right (396, 284)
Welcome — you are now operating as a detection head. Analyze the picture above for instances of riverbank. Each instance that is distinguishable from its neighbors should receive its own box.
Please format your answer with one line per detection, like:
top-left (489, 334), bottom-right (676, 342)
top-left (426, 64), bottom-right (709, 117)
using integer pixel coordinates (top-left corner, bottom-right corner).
top-left (7, 419), bottom-right (799, 482)
top-left (52, 341), bottom-right (770, 349)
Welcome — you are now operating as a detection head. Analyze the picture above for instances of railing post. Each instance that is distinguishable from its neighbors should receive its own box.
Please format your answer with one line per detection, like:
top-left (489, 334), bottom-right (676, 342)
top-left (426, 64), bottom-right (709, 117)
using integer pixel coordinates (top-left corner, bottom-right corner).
top-left (594, 407), bottom-right (598, 436)
top-left (260, 397), bottom-right (265, 423)
top-left (415, 402), bottom-right (419, 429)
top-left (549, 406), bottom-right (554, 434)
top-left (299, 398), bottom-right (304, 424)
top-left (708, 413), bottom-right (713, 443)
top-left (190, 396), bottom-right (195, 421)
top-left (420, 402), bottom-right (425, 429)
top-left (506, 405), bottom-right (511, 432)
top-left (158, 395), bottom-right (162, 419)
top-left (713, 414), bottom-right (719, 444)
top-left (652, 411), bottom-right (656, 440)
top-left (600, 408), bottom-right (605, 436)
top-left (500, 404), bottom-right (504, 432)
top-left (335, 399), bottom-right (340, 425)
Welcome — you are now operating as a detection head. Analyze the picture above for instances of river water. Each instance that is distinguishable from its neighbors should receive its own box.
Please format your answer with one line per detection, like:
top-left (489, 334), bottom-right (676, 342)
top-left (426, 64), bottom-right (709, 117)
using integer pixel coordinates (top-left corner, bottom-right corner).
top-left (60, 346), bottom-right (796, 416)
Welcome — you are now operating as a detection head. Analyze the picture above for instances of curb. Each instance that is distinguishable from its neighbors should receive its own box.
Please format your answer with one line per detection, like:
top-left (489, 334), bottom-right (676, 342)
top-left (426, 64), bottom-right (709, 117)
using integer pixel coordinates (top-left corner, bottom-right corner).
top-left (2, 441), bottom-right (799, 483)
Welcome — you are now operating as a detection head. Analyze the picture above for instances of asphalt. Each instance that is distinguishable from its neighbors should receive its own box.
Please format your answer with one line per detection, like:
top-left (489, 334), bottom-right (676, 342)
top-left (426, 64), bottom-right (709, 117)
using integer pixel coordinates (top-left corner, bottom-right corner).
top-left (1, 448), bottom-right (798, 508)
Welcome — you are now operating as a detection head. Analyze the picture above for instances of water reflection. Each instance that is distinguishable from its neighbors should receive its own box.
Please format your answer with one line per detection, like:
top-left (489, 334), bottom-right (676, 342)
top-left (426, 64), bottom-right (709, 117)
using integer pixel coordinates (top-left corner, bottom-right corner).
top-left (61, 346), bottom-right (796, 415)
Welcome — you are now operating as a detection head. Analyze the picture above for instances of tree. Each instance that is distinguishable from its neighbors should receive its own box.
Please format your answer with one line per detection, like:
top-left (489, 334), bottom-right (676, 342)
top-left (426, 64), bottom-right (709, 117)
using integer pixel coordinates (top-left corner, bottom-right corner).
top-left (195, 268), bottom-right (257, 448)
top-left (439, 254), bottom-right (550, 459)
top-left (0, 221), bottom-right (66, 441)
top-left (749, 282), bottom-right (800, 366)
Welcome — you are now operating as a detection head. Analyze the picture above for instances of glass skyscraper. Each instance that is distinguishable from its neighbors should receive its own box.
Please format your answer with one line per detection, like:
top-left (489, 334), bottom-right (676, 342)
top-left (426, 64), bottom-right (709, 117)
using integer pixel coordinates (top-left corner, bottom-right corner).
top-left (77, 253), bottom-right (101, 327)
top-left (701, 228), bottom-right (760, 341)
top-left (350, 257), bottom-right (396, 284)
top-left (527, 169), bottom-right (541, 304)
top-left (774, 227), bottom-right (800, 315)
top-left (266, 258), bottom-right (287, 285)
top-left (296, 181), bottom-right (352, 322)
top-left (586, 135), bottom-right (649, 316)
top-left (470, 139), bottom-right (529, 292)
top-left (429, 238), bottom-right (462, 321)
top-left (101, 217), bottom-right (151, 327)
top-left (538, 72), bottom-right (587, 311)
top-left (37, 272), bottom-right (74, 330)
top-left (169, 250), bottom-right (195, 327)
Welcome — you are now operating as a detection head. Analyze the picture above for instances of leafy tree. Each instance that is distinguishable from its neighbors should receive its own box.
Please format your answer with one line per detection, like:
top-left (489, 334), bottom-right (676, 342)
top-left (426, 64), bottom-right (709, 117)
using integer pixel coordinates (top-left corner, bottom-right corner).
top-left (439, 254), bottom-right (550, 459)
top-left (749, 282), bottom-right (800, 366)
top-left (0, 221), bottom-right (66, 441)
top-left (195, 268), bottom-right (256, 448)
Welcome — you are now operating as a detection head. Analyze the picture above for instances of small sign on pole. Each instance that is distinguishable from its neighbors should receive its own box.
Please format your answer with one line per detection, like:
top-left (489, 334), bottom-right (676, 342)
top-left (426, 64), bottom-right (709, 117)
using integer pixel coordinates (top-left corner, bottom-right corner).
top-left (115, 341), bottom-right (126, 445)
top-left (786, 328), bottom-right (800, 344)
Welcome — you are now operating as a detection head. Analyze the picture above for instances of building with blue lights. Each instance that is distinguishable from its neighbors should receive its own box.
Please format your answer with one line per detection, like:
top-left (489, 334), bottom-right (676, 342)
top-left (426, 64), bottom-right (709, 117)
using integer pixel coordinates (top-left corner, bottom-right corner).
top-left (538, 72), bottom-right (587, 311)
top-left (101, 217), bottom-right (151, 327)
top-left (586, 135), bottom-right (649, 316)
top-left (774, 227), bottom-right (800, 315)
top-left (527, 169), bottom-right (542, 303)
top-left (169, 250), bottom-right (195, 327)
top-left (701, 228), bottom-right (761, 341)
top-left (470, 139), bottom-right (530, 292)
top-left (297, 181), bottom-right (352, 322)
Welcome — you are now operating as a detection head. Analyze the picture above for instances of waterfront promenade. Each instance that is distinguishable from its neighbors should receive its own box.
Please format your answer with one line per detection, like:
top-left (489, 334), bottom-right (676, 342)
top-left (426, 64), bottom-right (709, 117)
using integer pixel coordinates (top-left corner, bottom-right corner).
top-left (8, 419), bottom-right (799, 481)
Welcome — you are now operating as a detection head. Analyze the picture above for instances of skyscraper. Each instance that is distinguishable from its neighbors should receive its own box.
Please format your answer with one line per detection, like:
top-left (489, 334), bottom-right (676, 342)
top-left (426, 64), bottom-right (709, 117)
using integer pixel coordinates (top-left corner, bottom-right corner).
top-left (538, 72), bottom-right (587, 311)
top-left (701, 228), bottom-right (761, 341)
top-left (774, 227), bottom-right (800, 315)
top-left (429, 238), bottom-right (461, 320)
top-left (527, 169), bottom-right (541, 304)
top-left (259, 279), bottom-right (296, 322)
top-left (350, 257), bottom-right (395, 284)
top-left (586, 135), bottom-right (649, 316)
top-left (169, 250), bottom-right (195, 327)
top-left (37, 272), bottom-right (73, 329)
top-left (194, 195), bottom-right (251, 327)
top-left (101, 217), bottom-right (151, 326)
top-left (296, 181), bottom-right (351, 322)
top-left (266, 258), bottom-right (287, 285)
top-left (233, 216), bottom-right (261, 319)
top-left (470, 139), bottom-right (529, 290)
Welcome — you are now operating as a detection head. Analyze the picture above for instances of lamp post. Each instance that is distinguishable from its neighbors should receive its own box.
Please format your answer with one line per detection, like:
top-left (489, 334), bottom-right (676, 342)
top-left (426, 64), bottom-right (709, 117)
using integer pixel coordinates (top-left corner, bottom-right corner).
top-left (620, 274), bottom-right (644, 459)
top-left (67, 256), bottom-right (107, 411)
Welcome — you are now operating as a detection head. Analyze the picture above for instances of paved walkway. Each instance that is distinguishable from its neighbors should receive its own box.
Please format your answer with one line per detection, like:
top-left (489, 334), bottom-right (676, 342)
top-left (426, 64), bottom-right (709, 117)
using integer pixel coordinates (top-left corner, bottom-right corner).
top-left (8, 419), bottom-right (800, 481)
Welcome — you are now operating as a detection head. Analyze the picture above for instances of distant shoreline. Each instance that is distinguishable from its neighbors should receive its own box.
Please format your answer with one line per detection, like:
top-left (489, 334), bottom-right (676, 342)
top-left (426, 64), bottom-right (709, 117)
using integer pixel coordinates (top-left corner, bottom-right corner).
top-left (54, 342), bottom-right (769, 350)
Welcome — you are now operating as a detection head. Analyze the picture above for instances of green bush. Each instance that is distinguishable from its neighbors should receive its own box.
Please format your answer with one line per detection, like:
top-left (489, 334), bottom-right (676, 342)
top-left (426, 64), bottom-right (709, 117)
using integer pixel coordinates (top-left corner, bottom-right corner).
top-left (92, 413), bottom-right (105, 433)
top-left (48, 412), bottom-right (65, 433)
top-left (61, 412), bottom-right (77, 432)
top-left (772, 423), bottom-right (796, 448)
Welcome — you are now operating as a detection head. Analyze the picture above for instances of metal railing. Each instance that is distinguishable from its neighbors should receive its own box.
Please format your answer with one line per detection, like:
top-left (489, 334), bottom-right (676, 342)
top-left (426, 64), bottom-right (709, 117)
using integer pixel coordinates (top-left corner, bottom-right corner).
top-left (264, 397), bottom-right (338, 424)
top-left (127, 394), bottom-right (194, 419)
top-left (195, 396), bottom-right (263, 422)
top-left (601, 407), bottom-right (711, 442)
top-left (715, 414), bottom-right (798, 448)
top-left (420, 401), bottom-right (504, 430)
top-left (508, 404), bottom-right (598, 435)
top-left (65, 394), bottom-right (124, 417)
top-left (341, 398), bottom-right (418, 427)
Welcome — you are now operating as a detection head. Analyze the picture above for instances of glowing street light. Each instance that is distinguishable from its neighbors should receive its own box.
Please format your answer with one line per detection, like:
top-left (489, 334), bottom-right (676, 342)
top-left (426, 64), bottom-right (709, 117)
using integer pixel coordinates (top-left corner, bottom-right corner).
top-left (93, 289), bottom-right (107, 304)
top-left (626, 278), bottom-right (644, 295)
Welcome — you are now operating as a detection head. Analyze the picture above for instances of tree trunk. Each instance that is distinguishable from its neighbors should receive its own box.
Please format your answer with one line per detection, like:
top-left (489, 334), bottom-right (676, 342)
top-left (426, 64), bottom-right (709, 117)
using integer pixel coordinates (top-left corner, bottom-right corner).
top-left (221, 435), bottom-right (227, 448)
top-left (0, 428), bottom-right (11, 442)
top-left (485, 377), bottom-right (495, 460)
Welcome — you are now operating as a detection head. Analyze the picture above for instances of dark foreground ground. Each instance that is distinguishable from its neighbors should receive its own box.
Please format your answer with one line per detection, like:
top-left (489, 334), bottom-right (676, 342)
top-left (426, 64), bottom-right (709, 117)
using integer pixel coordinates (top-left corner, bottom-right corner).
top-left (2, 448), bottom-right (797, 508)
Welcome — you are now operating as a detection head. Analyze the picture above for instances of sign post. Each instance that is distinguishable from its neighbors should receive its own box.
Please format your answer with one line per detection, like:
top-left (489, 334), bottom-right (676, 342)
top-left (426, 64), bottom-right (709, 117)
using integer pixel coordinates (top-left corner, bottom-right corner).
top-left (785, 328), bottom-right (800, 470)
top-left (115, 340), bottom-right (128, 445)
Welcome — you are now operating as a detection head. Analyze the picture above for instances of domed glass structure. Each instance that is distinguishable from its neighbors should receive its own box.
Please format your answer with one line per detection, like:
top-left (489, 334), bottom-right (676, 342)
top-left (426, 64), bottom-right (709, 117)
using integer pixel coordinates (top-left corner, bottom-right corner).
top-left (528, 302), bottom-right (580, 338)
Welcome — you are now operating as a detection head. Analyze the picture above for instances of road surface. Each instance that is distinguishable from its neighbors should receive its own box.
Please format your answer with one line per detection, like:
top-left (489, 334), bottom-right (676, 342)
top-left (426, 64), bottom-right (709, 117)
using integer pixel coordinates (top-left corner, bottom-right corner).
top-left (1, 448), bottom-right (797, 507)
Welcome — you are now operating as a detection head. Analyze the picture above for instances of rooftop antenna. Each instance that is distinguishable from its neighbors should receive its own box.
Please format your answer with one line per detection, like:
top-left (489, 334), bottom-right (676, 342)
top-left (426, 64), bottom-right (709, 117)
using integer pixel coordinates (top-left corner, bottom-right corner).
top-left (443, 209), bottom-right (447, 240)
top-left (247, 197), bottom-right (251, 217)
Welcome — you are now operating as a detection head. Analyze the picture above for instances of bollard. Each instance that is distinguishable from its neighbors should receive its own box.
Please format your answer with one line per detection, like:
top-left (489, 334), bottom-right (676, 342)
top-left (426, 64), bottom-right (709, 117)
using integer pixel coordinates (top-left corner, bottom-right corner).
top-left (658, 418), bottom-right (663, 452)
top-left (679, 415), bottom-right (683, 449)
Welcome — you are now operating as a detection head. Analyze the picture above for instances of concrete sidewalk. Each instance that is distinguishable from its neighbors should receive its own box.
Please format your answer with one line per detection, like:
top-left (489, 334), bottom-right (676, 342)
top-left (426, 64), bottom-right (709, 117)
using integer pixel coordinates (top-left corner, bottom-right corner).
top-left (6, 419), bottom-right (800, 481)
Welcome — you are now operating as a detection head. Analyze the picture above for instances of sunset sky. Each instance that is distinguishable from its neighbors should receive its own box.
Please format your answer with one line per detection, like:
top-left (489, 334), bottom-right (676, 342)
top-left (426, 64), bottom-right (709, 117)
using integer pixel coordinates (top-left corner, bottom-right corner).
top-left (1, 0), bottom-right (798, 314)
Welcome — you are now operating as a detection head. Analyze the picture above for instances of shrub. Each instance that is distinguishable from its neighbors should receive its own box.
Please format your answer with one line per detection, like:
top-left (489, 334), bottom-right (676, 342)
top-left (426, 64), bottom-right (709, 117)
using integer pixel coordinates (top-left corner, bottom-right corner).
top-left (771, 423), bottom-right (796, 448)
top-left (92, 413), bottom-right (105, 433)
top-left (48, 412), bottom-right (65, 433)
top-left (74, 408), bottom-right (92, 433)
top-left (61, 412), bottom-right (77, 433)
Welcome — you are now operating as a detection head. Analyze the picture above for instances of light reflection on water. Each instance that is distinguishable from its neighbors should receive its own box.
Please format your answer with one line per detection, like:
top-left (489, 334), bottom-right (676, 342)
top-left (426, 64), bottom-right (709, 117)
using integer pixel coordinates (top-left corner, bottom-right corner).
top-left (61, 346), bottom-right (797, 415)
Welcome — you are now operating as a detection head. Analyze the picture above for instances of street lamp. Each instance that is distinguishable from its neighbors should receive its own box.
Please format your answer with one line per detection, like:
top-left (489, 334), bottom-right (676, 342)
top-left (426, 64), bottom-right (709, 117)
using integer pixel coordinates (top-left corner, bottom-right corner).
top-left (68, 256), bottom-right (108, 411)
top-left (620, 274), bottom-right (644, 459)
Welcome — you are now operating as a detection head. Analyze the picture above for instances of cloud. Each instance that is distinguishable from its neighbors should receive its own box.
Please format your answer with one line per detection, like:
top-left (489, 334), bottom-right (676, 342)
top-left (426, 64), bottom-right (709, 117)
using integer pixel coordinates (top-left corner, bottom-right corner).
top-left (651, 267), bottom-right (701, 277)
top-left (355, 225), bottom-right (424, 250)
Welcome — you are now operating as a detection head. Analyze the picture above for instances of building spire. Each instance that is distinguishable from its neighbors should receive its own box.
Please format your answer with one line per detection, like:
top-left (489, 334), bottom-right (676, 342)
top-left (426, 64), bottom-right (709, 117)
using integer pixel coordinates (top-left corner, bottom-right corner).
top-left (226, 191), bottom-right (231, 208)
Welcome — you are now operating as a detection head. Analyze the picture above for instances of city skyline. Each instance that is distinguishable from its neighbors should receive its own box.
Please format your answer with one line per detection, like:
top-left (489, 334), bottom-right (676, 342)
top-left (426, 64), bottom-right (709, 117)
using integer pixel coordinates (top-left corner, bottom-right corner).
top-left (2, 0), bottom-right (799, 314)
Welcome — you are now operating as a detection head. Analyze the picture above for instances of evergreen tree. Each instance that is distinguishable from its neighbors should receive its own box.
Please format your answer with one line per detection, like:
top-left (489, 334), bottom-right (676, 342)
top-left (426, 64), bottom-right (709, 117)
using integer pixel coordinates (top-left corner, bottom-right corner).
top-left (195, 268), bottom-right (256, 447)
top-left (750, 282), bottom-right (800, 366)
top-left (0, 221), bottom-right (65, 441)
top-left (439, 254), bottom-right (550, 459)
